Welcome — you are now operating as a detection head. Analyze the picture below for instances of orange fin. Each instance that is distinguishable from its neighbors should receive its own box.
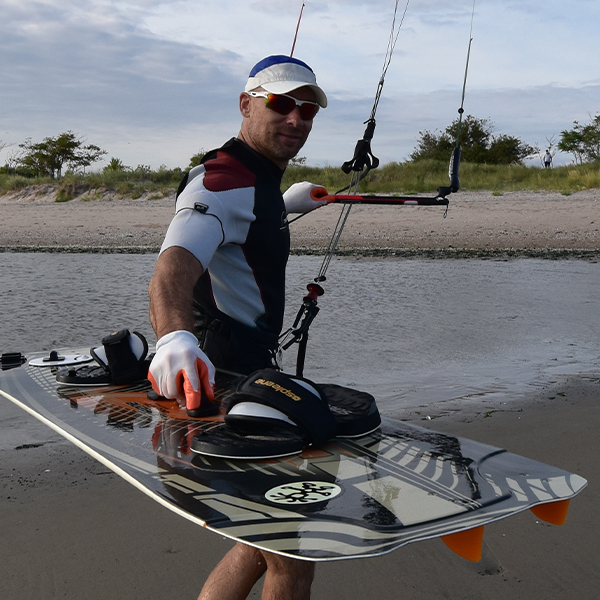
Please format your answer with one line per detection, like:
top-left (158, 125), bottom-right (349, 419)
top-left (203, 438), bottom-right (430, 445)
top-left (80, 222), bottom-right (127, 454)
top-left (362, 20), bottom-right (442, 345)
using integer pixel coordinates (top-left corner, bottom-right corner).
top-left (441, 526), bottom-right (484, 562)
top-left (530, 499), bottom-right (570, 526)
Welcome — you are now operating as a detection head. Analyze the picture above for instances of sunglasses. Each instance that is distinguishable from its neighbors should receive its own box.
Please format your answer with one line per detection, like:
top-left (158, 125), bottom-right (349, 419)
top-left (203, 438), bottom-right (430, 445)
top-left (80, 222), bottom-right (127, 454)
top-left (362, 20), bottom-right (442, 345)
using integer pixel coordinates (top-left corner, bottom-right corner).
top-left (247, 91), bottom-right (320, 120)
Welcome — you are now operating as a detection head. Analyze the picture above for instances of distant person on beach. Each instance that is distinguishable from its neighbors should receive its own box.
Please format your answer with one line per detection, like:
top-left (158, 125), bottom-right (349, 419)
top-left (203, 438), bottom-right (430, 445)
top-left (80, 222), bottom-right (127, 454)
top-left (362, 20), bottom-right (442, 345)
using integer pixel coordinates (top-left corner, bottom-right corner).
top-left (544, 149), bottom-right (553, 168)
top-left (147, 55), bottom-right (330, 600)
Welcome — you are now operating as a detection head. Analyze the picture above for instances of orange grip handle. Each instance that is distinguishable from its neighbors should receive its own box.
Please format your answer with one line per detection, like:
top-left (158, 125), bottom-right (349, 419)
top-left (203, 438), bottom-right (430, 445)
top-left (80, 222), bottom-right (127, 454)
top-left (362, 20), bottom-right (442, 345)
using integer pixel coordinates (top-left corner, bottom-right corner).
top-left (310, 187), bottom-right (335, 203)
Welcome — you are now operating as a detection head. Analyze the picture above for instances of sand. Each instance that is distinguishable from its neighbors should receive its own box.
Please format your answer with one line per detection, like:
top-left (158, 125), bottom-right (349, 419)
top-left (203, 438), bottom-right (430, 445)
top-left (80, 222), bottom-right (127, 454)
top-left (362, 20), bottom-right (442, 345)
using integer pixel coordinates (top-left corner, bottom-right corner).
top-left (1, 185), bottom-right (599, 599)
top-left (1, 185), bottom-right (599, 256)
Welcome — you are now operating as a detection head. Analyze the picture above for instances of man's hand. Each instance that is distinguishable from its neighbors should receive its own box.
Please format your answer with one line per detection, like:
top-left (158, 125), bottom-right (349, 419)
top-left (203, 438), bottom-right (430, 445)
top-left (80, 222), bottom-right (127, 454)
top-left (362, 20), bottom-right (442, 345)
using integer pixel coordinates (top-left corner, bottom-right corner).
top-left (148, 330), bottom-right (215, 411)
top-left (283, 181), bottom-right (333, 214)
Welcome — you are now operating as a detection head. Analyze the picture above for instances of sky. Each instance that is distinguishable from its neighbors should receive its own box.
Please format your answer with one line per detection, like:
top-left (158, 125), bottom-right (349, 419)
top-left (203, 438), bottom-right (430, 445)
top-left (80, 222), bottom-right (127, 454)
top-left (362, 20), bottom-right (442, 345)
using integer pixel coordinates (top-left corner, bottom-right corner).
top-left (0, 0), bottom-right (598, 171)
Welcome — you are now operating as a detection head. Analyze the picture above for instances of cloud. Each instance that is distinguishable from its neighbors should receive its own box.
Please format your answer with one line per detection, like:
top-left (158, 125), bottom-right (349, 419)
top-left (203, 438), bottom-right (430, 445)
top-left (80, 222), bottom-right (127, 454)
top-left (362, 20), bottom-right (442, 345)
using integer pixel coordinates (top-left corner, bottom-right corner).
top-left (0, 0), bottom-right (244, 166)
top-left (0, 0), bottom-right (598, 170)
top-left (307, 81), bottom-right (600, 167)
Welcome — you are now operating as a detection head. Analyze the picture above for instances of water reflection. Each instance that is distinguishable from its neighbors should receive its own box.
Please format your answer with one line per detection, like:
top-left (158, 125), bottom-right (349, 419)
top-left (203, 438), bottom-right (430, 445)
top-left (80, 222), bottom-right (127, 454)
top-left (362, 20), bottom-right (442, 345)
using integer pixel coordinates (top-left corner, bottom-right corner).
top-left (2, 253), bottom-right (599, 412)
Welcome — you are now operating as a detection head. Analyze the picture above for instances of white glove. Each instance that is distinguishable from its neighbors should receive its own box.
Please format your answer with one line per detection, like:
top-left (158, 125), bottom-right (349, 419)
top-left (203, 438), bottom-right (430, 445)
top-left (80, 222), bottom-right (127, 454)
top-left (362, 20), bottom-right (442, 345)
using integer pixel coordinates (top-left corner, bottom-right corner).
top-left (283, 181), bottom-right (333, 214)
top-left (148, 330), bottom-right (215, 411)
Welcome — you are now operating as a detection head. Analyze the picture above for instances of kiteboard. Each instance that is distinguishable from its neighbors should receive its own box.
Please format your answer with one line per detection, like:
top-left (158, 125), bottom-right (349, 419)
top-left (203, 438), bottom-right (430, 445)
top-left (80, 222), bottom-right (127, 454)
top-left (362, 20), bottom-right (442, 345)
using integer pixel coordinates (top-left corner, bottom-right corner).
top-left (0, 348), bottom-right (587, 562)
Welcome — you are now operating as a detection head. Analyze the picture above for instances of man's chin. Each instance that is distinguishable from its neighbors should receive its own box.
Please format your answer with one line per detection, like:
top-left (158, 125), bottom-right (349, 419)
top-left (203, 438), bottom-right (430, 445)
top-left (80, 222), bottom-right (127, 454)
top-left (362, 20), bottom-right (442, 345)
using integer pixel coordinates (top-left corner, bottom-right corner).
top-left (279, 132), bottom-right (307, 151)
top-left (278, 142), bottom-right (306, 162)
top-left (255, 137), bottom-right (307, 166)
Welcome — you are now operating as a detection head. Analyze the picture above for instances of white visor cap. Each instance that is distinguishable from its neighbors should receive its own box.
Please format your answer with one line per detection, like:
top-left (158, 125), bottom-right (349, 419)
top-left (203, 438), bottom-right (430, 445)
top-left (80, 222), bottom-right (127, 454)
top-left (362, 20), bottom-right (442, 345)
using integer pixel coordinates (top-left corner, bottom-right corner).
top-left (244, 55), bottom-right (327, 108)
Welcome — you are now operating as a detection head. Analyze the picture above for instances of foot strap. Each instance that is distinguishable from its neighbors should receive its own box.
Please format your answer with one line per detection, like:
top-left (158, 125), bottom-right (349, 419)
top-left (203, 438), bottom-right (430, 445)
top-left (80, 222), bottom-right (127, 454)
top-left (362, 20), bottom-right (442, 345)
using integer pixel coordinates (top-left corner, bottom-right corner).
top-left (225, 369), bottom-right (338, 447)
top-left (90, 329), bottom-right (148, 384)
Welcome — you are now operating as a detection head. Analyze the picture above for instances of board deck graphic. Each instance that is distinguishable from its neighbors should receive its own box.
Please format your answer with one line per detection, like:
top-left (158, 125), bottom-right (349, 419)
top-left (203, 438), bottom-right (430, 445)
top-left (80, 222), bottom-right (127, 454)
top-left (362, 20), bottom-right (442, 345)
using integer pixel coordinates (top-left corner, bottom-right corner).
top-left (0, 350), bottom-right (587, 562)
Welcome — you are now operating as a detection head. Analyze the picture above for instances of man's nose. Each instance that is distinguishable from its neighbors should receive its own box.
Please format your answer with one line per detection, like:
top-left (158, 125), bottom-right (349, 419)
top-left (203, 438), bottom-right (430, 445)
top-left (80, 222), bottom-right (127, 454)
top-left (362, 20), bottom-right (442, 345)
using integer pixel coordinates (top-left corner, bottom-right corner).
top-left (286, 106), bottom-right (309, 126)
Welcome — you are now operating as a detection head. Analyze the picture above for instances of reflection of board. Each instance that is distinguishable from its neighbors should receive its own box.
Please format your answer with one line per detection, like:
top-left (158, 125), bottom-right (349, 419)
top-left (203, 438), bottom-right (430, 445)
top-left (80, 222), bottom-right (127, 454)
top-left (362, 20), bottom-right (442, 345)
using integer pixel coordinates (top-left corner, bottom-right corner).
top-left (0, 349), bottom-right (587, 562)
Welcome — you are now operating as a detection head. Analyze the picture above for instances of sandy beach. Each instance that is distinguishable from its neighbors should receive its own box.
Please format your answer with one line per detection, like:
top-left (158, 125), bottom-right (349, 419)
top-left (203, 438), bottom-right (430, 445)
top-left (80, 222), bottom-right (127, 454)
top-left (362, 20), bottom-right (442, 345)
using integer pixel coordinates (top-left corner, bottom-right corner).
top-left (1, 185), bottom-right (599, 599)
top-left (0, 185), bottom-right (599, 255)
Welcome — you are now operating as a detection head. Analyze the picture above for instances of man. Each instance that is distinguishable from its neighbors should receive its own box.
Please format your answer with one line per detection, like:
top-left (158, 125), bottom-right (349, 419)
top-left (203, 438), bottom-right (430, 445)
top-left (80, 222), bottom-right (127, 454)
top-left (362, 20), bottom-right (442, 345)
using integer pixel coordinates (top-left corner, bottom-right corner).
top-left (148, 55), bottom-right (331, 600)
top-left (544, 149), bottom-right (553, 169)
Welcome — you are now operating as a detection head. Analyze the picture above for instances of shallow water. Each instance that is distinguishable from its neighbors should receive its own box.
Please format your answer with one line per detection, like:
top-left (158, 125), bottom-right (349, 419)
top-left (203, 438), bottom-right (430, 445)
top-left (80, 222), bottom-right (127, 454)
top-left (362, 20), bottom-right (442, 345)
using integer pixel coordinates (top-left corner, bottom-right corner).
top-left (1, 253), bottom-right (599, 414)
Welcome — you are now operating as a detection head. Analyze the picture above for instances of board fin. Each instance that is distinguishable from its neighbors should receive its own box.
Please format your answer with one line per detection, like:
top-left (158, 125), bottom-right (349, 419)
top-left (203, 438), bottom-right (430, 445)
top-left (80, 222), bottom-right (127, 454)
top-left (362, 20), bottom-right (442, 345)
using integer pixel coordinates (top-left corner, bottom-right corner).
top-left (441, 526), bottom-right (484, 562)
top-left (530, 499), bottom-right (570, 526)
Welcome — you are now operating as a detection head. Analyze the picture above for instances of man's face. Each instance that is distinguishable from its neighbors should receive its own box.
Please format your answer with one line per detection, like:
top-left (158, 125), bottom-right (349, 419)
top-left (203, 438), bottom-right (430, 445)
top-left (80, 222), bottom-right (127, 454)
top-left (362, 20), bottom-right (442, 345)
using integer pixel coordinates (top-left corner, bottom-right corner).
top-left (238, 86), bottom-right (317, 169)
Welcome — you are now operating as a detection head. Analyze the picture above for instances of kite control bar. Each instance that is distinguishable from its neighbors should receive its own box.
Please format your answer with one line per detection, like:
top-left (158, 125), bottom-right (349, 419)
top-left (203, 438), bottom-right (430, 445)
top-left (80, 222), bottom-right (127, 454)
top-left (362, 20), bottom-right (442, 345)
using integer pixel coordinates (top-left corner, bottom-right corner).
top-left (328, 194), bottom-right (449, 206)
top-left (310, 187), bottom-right (451, 207)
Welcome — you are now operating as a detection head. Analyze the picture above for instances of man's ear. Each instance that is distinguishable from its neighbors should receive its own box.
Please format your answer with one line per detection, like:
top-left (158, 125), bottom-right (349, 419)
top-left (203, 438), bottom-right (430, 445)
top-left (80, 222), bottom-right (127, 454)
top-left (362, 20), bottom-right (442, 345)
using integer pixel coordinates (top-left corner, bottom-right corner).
top-left (239, 93), bottom-right (251, 117)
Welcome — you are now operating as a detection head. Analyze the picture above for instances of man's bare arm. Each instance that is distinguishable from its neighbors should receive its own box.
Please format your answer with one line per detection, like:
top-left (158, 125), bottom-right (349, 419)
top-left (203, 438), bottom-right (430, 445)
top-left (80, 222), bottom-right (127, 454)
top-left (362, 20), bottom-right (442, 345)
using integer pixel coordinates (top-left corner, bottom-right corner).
top-left (148, 246), bottom-right (204, 339)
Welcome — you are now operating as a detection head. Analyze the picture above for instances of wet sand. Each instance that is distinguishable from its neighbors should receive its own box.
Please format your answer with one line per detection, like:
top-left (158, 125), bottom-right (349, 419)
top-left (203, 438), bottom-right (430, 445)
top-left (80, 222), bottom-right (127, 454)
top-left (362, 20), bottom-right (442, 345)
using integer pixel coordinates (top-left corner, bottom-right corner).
top-left (1, 186), bottom-right (599, 255)
top-left (1, 374), bottom-right (596, 599)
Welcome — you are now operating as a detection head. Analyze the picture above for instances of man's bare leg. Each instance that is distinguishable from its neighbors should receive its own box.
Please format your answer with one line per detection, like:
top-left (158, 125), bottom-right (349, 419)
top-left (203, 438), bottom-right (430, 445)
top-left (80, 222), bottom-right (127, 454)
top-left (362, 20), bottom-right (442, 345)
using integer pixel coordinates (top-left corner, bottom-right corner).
top-left (261, 552), bottom-right (315, 600)
top-left (198, 543), bottom-right (266, 600)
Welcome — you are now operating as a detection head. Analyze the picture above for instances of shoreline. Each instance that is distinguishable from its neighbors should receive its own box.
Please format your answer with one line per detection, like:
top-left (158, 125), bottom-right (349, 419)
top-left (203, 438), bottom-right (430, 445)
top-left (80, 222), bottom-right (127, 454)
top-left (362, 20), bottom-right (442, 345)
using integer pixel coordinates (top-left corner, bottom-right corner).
top-left (0, 188), bottom-right (599, 255)
top-left (2, 245), bottom-right (600, 259)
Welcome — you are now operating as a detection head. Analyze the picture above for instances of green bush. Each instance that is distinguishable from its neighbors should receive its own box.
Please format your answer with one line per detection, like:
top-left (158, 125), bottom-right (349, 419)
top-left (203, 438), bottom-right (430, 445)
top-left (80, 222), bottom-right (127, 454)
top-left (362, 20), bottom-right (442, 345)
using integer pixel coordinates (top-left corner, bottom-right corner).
top-left (0, 159), bottom-right (598, 199)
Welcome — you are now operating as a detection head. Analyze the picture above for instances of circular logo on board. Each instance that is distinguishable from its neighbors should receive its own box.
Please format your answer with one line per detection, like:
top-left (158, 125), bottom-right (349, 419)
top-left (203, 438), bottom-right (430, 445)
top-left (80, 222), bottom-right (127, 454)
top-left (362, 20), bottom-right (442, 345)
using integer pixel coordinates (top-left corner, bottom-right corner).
top-left (265, 481), bottom-right (342, 505)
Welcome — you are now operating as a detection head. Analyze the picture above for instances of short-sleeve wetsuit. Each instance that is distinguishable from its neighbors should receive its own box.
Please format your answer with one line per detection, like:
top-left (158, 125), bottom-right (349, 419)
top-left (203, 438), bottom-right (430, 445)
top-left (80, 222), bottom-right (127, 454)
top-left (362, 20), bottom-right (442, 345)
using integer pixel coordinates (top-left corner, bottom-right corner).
top-left (160, 138), bottom-right (289, 374)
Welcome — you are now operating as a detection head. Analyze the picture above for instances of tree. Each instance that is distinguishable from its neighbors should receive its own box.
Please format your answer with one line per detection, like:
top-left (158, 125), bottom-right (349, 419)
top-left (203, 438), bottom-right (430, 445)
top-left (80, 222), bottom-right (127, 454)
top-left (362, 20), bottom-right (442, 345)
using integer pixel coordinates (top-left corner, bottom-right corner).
top-left (410, 115), bottom-right (536, 165)
top-left (558, 114), bottom-right (600, 164)
top-left (16, 131), bottom-right (107, 178)
top-left (103, 157), bottom-right (129, 172)
top-left (487, 135), bottom-right (535, 165)
top-left (189, 150), bottom-right (207, 168)
top-left (74, 144), bottom-right (107, 174)
top-left (410, 129), bottom-right (454, 163)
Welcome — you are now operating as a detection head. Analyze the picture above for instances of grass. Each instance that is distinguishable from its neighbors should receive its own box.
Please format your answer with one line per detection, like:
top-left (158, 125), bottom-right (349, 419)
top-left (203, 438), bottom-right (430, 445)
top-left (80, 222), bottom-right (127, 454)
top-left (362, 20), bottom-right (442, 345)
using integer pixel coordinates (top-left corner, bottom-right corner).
top-left (0, 173), bottom-right (55, 192)
top-left (1, 159), bottom-right (598, 200)
top-left (0, 166), bottom-right (183, 199)
top-left (360, 159), bottom-right (600, 194)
